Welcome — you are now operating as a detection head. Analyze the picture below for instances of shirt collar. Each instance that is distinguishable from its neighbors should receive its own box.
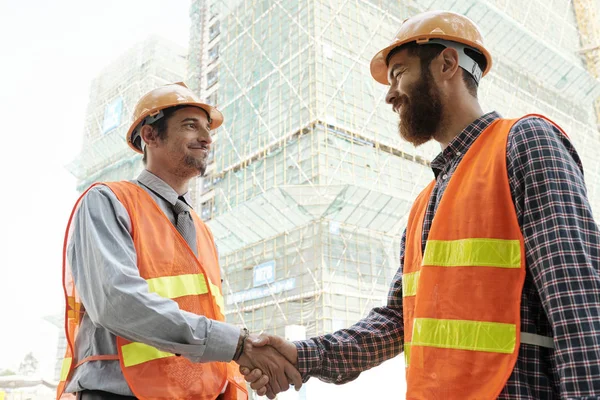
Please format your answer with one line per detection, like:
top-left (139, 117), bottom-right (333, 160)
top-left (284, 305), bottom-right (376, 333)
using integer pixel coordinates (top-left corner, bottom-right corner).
top-left (137, 170), bottom-right (193, 208)
top-left (431, 111), bottom-right (502, 176)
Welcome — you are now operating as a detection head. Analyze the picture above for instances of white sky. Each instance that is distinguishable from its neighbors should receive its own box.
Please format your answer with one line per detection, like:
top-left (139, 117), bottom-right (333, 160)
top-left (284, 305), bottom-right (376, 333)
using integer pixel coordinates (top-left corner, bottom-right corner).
top-left (0, 0), bottom-right (190, 376)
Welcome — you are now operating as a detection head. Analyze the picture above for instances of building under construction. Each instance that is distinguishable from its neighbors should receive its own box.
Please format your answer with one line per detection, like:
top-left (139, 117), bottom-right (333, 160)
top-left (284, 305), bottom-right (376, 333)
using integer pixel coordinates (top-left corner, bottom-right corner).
top-left (187, 0), bottom-right (600, 350)
top-left (68, 36), bottom-right (188, 191)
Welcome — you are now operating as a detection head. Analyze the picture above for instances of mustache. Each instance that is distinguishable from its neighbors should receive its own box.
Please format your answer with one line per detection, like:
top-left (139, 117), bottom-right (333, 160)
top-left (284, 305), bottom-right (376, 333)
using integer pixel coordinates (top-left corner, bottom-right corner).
top-left (189, 142), bottom-right (210, 150)
top-left (393, 95), bottom-right (408, 112)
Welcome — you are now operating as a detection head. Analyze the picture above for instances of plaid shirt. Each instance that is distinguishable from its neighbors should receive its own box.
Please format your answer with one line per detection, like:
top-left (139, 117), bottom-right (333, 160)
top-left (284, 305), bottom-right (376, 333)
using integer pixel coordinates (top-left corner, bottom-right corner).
top-left (295, 112), bottom-right (600, 399)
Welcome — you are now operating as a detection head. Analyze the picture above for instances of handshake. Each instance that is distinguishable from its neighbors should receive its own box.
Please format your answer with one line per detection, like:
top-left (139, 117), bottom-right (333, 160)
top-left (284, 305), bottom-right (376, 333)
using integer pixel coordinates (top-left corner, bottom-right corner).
top-left (234, 332), bottom-right (302, 399)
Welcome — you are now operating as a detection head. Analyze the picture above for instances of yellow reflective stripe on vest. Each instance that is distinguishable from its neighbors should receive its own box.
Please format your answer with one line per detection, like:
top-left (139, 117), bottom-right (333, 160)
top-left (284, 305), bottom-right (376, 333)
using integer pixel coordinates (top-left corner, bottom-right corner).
top-left (423, 238), bottom-right (521, 268)
top-left (209, 280), bottom-right (224, 315)
top-left (122, 274), bottom-right (225, 368)
top-left (60, 357), bottom-right (72, 381)
top-left (121, 342), bottom-right (175, 367)
top-left (402, 271), bottom-right (420, 297)
top-left (67, 296), bottom-right (83, 321)
top-left (404, 342), bottom-right (411, 366)
top-left (146, 273), bottom-right (224, 313)
top-left (412, 318), bottom-right (516, 354)
top-left (147, 273), bottom-right (209, 299)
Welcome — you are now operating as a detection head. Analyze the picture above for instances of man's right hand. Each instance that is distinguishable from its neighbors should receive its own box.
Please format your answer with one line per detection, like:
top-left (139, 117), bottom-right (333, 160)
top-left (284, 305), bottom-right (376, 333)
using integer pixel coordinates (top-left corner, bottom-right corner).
top-left (236, 334), bottom-right (301, 398)
top-left (239, 334), bottom-right (299, 397)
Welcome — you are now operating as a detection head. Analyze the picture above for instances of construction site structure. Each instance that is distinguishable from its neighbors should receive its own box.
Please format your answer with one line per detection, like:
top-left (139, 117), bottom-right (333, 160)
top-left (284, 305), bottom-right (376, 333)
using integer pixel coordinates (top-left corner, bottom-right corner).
top-left (67, 36), bottom-right (188, 191)
top-left (42, 314), bottom-right (67, 384)
top-left (186, 0), bottom-right (600, 373)
top-left (572, 0), bottom-right (600, 124)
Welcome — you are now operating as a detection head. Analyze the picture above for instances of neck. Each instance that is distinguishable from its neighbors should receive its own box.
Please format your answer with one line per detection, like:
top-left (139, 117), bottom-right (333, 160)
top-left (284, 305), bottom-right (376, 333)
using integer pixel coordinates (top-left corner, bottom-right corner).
top-left (145, 165), bottom-right (192, 196)
top-left (436, 95), bottom-right (484, 150)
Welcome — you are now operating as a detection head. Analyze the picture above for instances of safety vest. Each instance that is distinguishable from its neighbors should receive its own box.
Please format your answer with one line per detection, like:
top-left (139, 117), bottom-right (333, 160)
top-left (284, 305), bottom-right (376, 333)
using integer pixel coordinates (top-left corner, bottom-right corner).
top-left (403, 115), bottom-right (561, 399)
top-left (57, 182), bottom-right (248, 400)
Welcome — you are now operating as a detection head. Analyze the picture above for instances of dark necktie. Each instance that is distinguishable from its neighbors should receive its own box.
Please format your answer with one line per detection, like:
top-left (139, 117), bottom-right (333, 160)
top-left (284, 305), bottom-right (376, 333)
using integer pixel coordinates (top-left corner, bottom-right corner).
top-left (173, 197), bottom-right (198, 256)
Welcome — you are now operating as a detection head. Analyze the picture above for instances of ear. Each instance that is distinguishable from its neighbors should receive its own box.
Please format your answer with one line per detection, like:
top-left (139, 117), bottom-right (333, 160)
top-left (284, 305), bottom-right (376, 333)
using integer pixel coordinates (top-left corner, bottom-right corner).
top-left (438, 47), bottom-right (461, 80)
top-left (140, 125), bottom-right (159, 149)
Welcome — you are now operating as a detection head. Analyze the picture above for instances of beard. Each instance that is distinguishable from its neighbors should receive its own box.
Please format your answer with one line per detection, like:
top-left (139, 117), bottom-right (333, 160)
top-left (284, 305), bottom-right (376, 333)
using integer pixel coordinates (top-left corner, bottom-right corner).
top-left (183, 154), bottom-right (207, 176)
top-left (397, 69), bottom-right (444, 147)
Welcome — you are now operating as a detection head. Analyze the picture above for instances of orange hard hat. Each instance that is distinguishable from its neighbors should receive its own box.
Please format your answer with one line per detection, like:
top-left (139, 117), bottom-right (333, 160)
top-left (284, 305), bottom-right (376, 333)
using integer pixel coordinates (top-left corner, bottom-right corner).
top-left (370, 10), bottom-right (492, 85)
top-left (126, 82), bottom-right (224, 153)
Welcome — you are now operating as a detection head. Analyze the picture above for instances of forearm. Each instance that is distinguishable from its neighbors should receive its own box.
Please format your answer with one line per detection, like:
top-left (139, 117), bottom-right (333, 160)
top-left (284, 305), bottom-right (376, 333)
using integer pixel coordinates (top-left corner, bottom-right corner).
top-left (90, 279), bottom-right (240, 363)
top-left (294, 237), bottom-right (406, 384)
top-left (294, 305), bottom-right (404, 384)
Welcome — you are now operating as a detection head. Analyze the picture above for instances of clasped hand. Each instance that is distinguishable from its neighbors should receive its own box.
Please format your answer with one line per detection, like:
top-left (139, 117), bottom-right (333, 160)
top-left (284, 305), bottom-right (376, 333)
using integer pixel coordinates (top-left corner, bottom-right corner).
top-left (235, 334), bottom-right (300, 399)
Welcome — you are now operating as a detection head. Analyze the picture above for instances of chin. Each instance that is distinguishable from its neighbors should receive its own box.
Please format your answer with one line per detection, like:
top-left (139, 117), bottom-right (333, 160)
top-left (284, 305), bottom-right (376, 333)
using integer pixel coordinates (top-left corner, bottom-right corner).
top-left (399, 130), bottom-right (432, 147)
top-left (180, 157), bottom-right (207, 178)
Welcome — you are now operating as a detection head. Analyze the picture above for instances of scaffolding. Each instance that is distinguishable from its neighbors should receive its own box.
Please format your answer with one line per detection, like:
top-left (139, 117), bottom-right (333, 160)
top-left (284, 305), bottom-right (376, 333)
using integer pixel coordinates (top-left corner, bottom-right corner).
top-left (189, 0), bottom-right (600, 345)
top-left (571, 0), bottom-right (600, 125)
top-left (221, 220), bottom-right (401, 337)
top-left (68, 36), bottom-right (188, 190)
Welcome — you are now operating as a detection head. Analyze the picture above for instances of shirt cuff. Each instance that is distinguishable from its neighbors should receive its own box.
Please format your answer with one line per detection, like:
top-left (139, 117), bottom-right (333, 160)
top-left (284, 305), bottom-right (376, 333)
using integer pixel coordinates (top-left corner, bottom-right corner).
top-left (294, 339), bottom-right (322, 382)
top-left (200, 320), bottom-right (240, 362)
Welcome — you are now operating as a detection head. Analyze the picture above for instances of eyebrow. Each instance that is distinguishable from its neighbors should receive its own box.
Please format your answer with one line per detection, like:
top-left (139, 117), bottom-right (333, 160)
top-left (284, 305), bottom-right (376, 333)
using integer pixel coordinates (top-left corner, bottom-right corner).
top-left (181, 117), bottom-right (211, 128)
top-left (181, 118), bottom-right (200, 124)
top-left (388, 63), bottom-right (404, 83)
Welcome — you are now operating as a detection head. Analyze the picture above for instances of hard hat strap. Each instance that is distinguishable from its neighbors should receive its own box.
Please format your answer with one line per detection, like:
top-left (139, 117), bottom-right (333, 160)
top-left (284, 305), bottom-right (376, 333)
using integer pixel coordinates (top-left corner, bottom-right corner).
top-left (130, 110), bottom-right (165, 152)
top-left (424, 39), bottom-right (483, 85)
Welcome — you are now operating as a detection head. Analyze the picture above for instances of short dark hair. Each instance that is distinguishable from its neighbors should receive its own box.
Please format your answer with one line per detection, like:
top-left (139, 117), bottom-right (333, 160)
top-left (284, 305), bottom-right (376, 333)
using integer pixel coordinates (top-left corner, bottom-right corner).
top-left (142, 105), bottom-right (211, 164)
top-left (386, 42), bottom-right (487, 98)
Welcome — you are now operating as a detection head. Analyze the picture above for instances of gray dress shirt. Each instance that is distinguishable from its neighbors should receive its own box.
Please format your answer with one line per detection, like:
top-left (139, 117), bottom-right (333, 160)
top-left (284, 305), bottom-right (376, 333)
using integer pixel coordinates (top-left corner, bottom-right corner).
top-left (65, 170), bottom-right (239, 395)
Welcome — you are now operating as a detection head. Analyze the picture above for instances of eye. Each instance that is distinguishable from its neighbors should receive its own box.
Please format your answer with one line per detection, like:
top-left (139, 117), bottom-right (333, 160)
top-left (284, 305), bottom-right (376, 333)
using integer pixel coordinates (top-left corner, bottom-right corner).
top-left (185, 123), bottom-right (196, 129)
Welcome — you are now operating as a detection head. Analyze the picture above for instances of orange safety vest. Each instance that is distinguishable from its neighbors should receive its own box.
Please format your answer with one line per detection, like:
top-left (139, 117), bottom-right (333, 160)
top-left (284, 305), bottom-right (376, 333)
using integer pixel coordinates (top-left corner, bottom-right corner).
top-left (403, 115), bottom-right (562, 399)
top-left (57, 181), bottom-right (248, 400)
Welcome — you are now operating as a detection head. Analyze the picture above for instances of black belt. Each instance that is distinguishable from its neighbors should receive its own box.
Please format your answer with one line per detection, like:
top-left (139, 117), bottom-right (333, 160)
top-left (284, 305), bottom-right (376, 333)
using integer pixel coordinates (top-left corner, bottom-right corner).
top-left (76, 390), bottom-right (137, 400)
top-left (77, 390), bottom-right (227, 400)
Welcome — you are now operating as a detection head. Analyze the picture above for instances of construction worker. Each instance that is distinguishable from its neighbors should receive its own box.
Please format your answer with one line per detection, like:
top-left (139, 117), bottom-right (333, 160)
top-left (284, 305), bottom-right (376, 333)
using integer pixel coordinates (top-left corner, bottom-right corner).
top-left (240, 10), bottom-right (600, 399)
top-left (57, 82), bottom-right (302, 400)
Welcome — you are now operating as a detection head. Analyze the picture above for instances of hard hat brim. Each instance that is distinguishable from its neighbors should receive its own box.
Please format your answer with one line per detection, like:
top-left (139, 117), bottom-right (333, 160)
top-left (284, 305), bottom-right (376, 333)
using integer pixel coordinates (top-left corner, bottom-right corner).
top-left (126, 102), bottom-right (224, 154)
top-left (370, 35), bottom-right (493, 85)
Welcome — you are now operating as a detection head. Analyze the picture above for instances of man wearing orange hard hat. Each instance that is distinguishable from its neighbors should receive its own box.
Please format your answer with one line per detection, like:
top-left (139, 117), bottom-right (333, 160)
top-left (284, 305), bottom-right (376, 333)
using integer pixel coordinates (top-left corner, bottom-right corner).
top-left (56, 82), bottom-right (302, 400)
top-left (241, 10), bottom-right (600, 399)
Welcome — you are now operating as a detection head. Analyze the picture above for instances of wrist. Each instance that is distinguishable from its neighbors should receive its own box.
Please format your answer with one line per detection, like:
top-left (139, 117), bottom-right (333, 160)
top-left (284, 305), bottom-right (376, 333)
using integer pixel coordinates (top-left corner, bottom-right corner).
top-left (233, 327), bottom-right (249, 361)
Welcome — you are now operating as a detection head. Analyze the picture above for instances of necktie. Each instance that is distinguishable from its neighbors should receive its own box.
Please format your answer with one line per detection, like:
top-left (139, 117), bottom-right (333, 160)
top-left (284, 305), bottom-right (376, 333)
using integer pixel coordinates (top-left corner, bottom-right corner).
top-left (173, 197), bottom-right (198, 256)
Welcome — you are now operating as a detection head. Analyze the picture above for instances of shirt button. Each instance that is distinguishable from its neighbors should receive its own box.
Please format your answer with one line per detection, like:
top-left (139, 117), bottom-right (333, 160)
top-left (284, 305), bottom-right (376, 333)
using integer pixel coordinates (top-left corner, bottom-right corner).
top-left (337, 374), bottom-right (343, 381)
top-left (456, 152), bottom-right (461, 156)
top-left (442, 174), bottom-right (448, 180)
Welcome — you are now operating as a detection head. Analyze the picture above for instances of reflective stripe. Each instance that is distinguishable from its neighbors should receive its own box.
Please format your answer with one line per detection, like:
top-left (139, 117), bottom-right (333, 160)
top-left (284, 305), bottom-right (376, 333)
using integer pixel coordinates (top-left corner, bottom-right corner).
top-left (121, 342), bottom-right (175, 367)
top-left (67, 296), bottom-right (83, 321)
top-left (147, 274), bottom-right (208, 299)
top-left (404, 342), bottom-right (411, 366)
top-left (209, 281), bottom-right (224, 315)
top-left (121, 274), bottom-right (225, 367)
top-left (123, 274), bottom-right (223, 368)
top-left (67, 296), bottom-right (79, 309)
top-left (521, 332), bottom-right (554, 349)
top-left (412, 318), bottom-right (516, 354)
top-left (146, 273), bottom-right (224, 314)
top-left (423, 238), bottom-right (521, 268)
top-left (402, 271), bottom-right (420, 297)
top-left (60, 357), bottom-right (72, 381)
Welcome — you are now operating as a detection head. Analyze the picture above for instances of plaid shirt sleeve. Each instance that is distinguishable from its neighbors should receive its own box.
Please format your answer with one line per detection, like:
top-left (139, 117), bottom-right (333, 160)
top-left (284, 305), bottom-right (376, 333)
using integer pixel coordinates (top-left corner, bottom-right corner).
top-left (507, 117), bottom-right (600, 398)
top-left (294, 231), bottom-right (406, 384)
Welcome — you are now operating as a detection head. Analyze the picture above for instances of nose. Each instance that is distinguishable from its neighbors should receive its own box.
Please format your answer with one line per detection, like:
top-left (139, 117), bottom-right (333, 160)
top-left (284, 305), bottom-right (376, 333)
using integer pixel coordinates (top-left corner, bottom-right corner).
top-left (200, 129), bottom-right (213, 145)
top-left (385, 86), bottom-right (397, 105)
